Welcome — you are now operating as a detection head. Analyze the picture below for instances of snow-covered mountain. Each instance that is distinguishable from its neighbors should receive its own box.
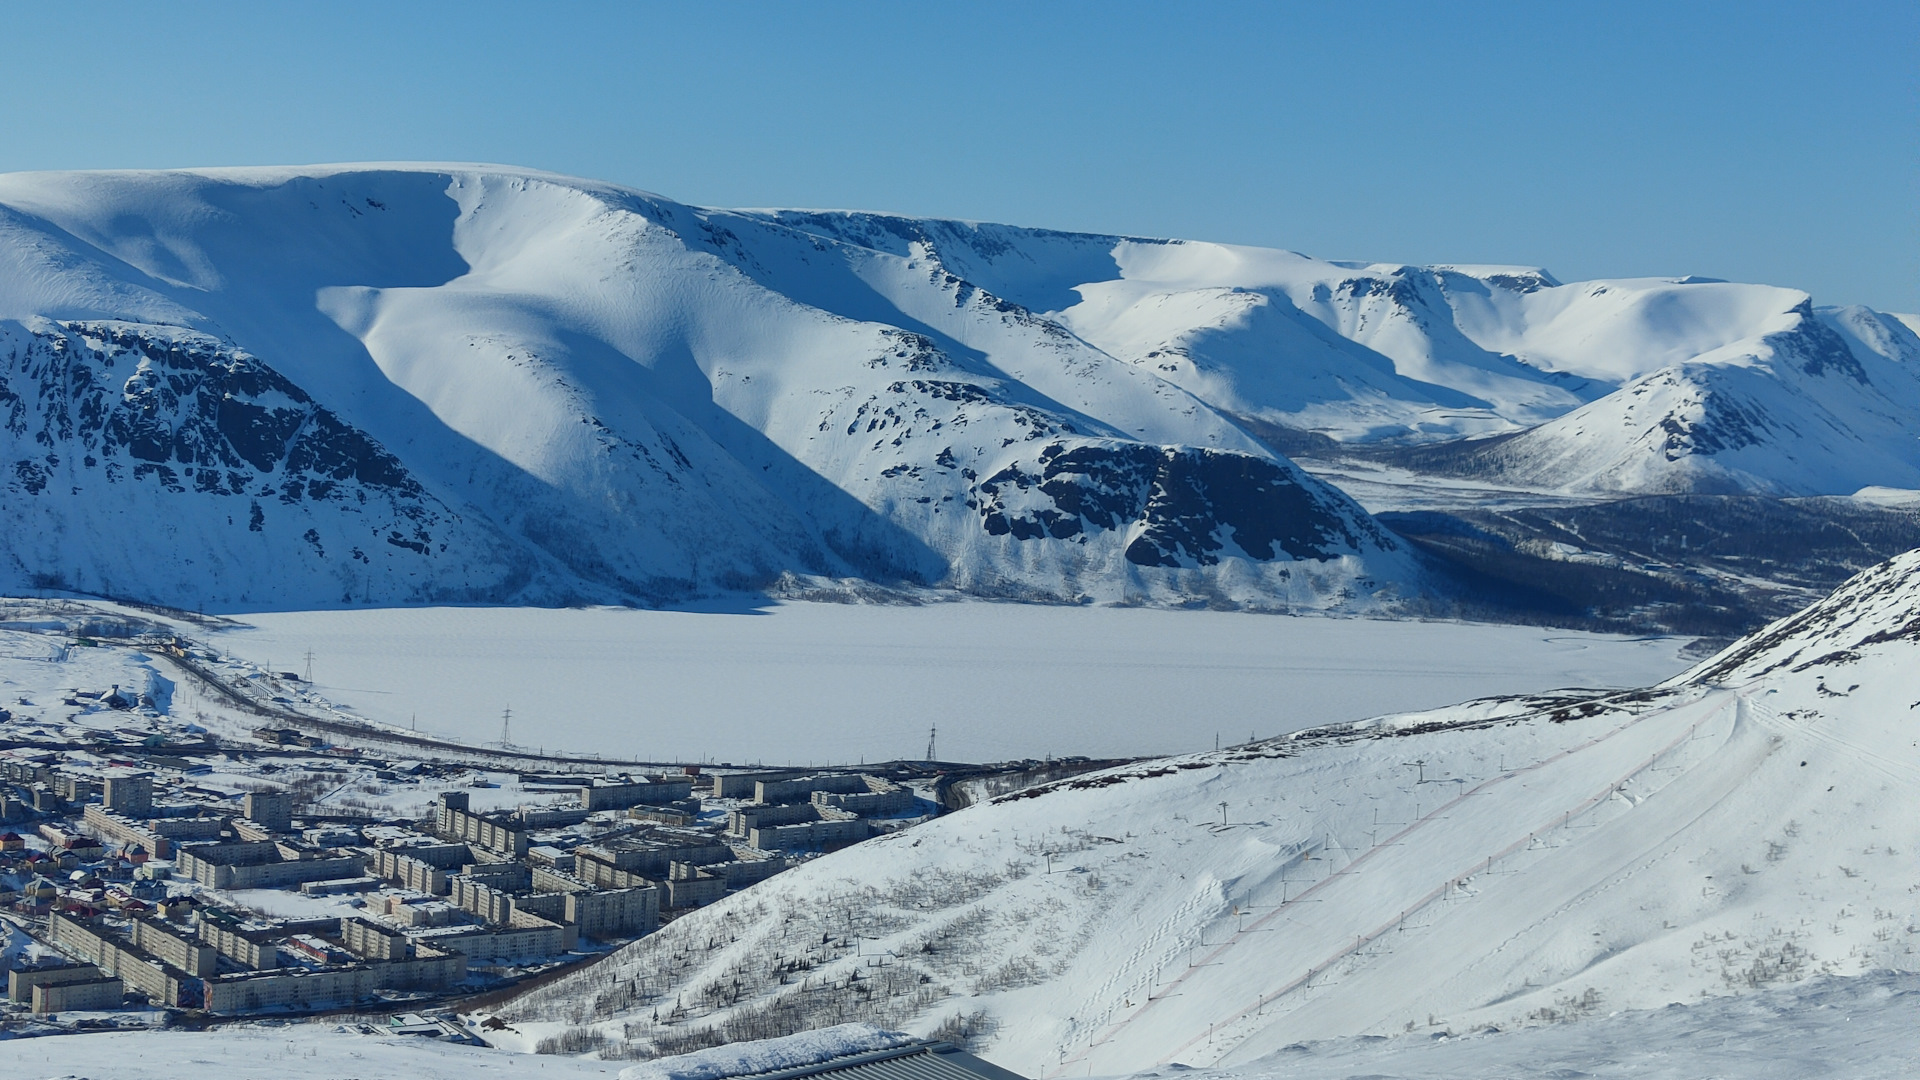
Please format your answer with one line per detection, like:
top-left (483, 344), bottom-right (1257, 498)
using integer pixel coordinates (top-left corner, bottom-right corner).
top-left (2, 162), bottom-right (1915, 609)
top-left (1382, 298), bottom-right (1920, 495)
top-left (493, 547), bottom-right (1920, 1074)
top-left (819, 220), bottom-right (1920, 497)
top-left (0, 319), bottom-right (533, 604)
top-left (0, 165), bottom-right (1412, 609)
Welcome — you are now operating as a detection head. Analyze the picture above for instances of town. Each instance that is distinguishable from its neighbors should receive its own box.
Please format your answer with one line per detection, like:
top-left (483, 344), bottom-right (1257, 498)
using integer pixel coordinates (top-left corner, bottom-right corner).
top-left (0, 625), bottom-right (1058, 1033)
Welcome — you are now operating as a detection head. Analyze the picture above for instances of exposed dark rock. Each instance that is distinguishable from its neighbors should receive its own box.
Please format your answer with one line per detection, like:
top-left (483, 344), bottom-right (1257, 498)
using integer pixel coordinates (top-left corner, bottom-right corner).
top-left (971, 441), bottom-right (1391, 567)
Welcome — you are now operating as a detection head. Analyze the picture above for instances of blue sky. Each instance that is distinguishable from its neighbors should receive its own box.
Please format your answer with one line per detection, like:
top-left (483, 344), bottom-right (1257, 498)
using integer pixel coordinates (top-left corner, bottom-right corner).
top-left (4, 1), bottom-right (1913, 310)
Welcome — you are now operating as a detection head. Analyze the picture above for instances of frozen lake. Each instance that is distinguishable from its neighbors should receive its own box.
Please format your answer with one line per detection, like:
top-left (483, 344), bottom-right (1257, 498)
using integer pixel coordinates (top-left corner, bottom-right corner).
top-left (214, 602), bottom-right (1695, 764)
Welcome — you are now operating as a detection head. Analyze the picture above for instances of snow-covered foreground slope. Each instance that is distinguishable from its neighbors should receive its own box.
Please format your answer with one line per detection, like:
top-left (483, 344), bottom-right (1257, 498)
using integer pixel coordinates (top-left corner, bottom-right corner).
top-left (212, 601), bottom-right (1690, 762)
top-left (1132, 971), bottom-right (1920, 1080)
top-left (0, 1023), bottom-right (621, 1079)
top-left (16, 972), bottom-right (1917, 1079)
top-left (496, 549), bottom-right (1920, 1074)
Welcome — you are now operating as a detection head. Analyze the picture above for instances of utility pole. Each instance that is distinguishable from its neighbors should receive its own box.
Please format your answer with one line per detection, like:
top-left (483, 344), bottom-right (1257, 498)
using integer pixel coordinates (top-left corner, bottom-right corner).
top-left (303, 648), bottom-right (314, 683)
top-left (1219, 801), bottom-right (1229, 826)
top-left (926, 725), bottom-right (937, 762)
top-left (501, 706), bottom-right (512, 748)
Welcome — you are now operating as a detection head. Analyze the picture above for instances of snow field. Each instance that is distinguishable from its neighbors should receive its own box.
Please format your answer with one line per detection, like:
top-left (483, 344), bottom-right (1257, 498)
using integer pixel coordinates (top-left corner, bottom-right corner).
top-left (0, 1023), bottom-right (622, 1079)
top-left (14, 971), bottom-right (1916, 1080)
top-left (211, 602), bottom-right (1692, 764)
top-left (1134, 970), bottom-right (1920, 1080)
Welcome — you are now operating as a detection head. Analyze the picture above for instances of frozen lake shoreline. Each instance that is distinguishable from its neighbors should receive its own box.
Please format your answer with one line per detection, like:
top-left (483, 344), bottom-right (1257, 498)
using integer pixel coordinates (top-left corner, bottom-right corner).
top-left (213, 602), bottom-right (1695, 764)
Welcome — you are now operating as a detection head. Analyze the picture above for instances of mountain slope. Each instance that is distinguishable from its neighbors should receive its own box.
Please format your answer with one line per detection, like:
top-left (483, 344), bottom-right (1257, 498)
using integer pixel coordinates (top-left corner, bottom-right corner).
top-left (0, 165), bottom-right (1414, 609)
top-left (0, 318), bottom-right (534, 604)
top-left (1391, 299), bottom-right (1920, 495)
top-left (495, 547), bottom-right (1920, 1073)
top-left (740, 215), bottom-right (1920, 496)
top-left (3, 162), bottom-right (1915, 609)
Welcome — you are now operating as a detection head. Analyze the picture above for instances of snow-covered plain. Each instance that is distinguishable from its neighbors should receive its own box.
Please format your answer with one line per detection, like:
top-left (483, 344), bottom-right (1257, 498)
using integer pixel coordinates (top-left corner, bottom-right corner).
top-left (211, 602), bottom-right (1690, 763)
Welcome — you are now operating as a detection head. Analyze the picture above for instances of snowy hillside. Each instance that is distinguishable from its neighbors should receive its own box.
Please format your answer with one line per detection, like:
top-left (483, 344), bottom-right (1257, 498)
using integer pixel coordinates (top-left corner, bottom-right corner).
top-left (14, 973), bottom-right (1918, 1079)
top-left (1130, 971), bottom-right (1920, 1080)
top-left (0, 164), bottom-right (1416, 609)
top-left (0, 318), bottom-right (531, 603)
top-left (1390, 298), bottom-right (1920, 495)
top-left (0, 1022), bottom-right (621, 1079)
top-left (746, 213), bottom-right (1920, 495)
top-left (495, 548), bottom-right (1920, 1074)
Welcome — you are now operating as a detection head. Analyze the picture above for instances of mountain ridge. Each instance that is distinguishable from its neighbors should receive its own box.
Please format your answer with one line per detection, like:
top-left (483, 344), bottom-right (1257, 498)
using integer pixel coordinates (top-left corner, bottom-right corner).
top-left (0, 164), bottom-right (1413, 610)
top-left (1, 162), bottom-right (1915, 611)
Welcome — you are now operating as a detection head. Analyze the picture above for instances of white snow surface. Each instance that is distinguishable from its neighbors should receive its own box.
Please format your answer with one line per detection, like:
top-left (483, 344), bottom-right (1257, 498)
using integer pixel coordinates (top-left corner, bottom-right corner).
top-left (1, 163), bottom-right (1916, 610)
top-left (499, 550), bottom-right (1920, 1076)
top-left (615, 1024), bottom-right (914, 1080)
top-left (13, 973), bottom-right (1918, 1079)
top-left (0, 1022), bottom-right (622, 1079)
top-left (1134, 971), bottom-right (1920, 1080)
top-left (210, 601), bottom-right (1691, 763)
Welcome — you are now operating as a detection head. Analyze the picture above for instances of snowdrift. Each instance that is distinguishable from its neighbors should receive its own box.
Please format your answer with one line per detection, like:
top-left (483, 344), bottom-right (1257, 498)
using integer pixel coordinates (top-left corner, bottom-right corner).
top-left (497, 548), bottom-right (1920, 1074)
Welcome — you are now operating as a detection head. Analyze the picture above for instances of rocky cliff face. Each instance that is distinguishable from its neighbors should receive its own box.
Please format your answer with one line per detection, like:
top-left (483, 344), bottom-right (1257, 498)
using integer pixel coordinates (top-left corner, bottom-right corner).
top-left (0, 319), bottom-right (533, 606)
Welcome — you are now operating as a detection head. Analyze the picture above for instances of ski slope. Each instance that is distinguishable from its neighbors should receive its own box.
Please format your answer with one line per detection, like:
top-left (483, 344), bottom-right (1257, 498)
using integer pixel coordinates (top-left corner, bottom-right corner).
top-left (1143, 970), bottom-right (1920, 1080)
top-left (495, 550), bottom-right (1920, 1075)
